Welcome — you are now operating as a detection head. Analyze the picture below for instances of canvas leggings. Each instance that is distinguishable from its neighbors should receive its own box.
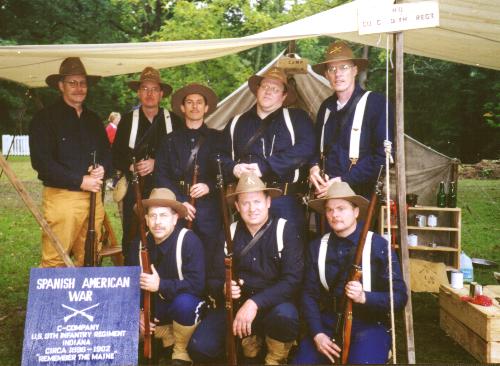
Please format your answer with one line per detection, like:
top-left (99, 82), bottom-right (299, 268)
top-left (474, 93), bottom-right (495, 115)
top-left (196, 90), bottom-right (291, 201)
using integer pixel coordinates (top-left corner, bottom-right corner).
top-left (41, 187), bottom-right (104, 267)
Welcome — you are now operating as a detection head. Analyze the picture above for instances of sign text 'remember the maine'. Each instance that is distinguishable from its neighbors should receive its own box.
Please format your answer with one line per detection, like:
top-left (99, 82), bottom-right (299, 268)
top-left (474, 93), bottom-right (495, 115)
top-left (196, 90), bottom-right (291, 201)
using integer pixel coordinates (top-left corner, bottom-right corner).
top-left (22, 266), bottom-right (140, 366)
top-left (358, 1), bottom-right (439, 35)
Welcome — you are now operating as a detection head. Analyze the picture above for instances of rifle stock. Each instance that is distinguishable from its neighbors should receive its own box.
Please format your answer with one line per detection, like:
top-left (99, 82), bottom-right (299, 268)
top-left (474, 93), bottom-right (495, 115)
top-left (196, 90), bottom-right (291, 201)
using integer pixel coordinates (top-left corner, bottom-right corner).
top-left (216, 155), bottom-right (238, 365)
top-left (186, 158), bottom-right (199, 230)
top-left (338, 167), bottom-right (383, 364)
top-left (84, 151), bottom-right (98, 267)
top-left (131, 157), bottom-right (153, 360)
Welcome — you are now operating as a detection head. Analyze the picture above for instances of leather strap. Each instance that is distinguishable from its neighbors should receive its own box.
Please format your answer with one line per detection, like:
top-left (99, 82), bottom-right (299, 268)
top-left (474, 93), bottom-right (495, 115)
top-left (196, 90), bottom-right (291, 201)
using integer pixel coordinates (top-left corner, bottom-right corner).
top-left (238, 219), bottom-right (274, 259)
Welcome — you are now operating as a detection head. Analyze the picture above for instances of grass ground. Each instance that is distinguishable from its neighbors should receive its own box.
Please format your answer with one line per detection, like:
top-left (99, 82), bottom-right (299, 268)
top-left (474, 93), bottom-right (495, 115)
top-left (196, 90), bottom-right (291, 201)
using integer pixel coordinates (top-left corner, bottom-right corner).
top-left (0, 157), bottom-right (498, 365)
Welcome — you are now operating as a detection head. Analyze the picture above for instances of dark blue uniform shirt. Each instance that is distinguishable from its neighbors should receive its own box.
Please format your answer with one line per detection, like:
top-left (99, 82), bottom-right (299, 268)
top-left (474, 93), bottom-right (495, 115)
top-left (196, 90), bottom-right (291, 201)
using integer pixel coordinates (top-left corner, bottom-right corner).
top-left (219, 105), bottom-right (315, 184)
top-left (208, 216), bottom-right (304, 310)
top-left (312, 84), bottom-right (394, 197)
top-left (302, 223), bottom-right (407, 337)
top-left (29, 98), bottom-right (111, 190)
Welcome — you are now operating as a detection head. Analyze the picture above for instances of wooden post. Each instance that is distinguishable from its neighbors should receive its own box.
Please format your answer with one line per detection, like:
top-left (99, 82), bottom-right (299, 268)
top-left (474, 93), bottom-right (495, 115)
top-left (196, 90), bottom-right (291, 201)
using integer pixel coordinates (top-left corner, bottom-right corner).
top-left (0, 153), bottom-right (74, 267)
top-left (394, 32), bottom-right (416, 363)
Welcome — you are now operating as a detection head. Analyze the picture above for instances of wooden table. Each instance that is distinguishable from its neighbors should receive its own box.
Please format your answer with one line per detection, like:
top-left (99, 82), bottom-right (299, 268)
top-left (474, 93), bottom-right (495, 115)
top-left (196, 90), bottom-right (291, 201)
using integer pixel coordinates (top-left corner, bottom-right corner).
top-left (439, 284), bottom-right (500, 363)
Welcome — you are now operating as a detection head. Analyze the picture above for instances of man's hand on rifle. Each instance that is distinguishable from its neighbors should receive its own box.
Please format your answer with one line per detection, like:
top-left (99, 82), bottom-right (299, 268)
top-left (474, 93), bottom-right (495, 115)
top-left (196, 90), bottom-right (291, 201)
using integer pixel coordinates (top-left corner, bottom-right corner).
top-left (139, 310), bottom-right (156, 336)
top-left (309, 165), bottom-right (327, 191)
top-left (233, 299), bottom-right (258, 339)
top-left (345, 280), bottom-right (366, 304)
top-left (80, 175), bottom-right (103, 193)
top-left (233, 163), bottom-right (262, 178)
top-left (89, 165), bottom-right (105, 180)
top-left (316, 177), bottom-right (342, 198)
top-left (131, 158), bottom-right (155, 176)
top-left (190, 183), bottom-right (209, 198)
top-left (140, 264), bottom-right (160, 292)
top-left (182, 202), bottom-right (197, 221)
top-left (313, 333), bottom-right (341, 363)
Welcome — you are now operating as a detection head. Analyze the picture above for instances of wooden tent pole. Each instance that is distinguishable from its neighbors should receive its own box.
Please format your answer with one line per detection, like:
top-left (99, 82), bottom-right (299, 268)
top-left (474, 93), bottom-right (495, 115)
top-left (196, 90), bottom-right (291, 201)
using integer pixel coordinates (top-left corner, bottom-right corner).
top-left (393, 32), bottom-right (416, 363)
top-left (0, 153), bottom-right (74, 267)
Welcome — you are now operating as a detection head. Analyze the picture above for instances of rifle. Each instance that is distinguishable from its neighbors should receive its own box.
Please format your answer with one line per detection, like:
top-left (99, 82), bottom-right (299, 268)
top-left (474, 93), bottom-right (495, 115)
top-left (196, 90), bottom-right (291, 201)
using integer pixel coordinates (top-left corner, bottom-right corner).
top-left (84, 151), bottom-right (98, 267)
top-left (336, 166), bottom-right (384, 364)
top-left (318, 153), bottom-right (327, 235)
top-left (186, 155), bottom-right (199, 230)
top-left (131, 156), bottom-right (153, 360)
top-left (216, 154), bottom-right (238, 365)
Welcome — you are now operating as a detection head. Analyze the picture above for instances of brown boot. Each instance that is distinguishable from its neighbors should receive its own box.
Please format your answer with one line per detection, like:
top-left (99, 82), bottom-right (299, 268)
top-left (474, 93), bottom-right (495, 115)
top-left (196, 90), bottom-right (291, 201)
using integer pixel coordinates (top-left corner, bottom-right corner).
top-left (264, 336), bottom-right (293, 365)
top-left (242, 335), bottom-right (263, 358)
top-left (155, 324), bottom-right (174, 348)
top-left (172, 321), bottom-right (197, 365)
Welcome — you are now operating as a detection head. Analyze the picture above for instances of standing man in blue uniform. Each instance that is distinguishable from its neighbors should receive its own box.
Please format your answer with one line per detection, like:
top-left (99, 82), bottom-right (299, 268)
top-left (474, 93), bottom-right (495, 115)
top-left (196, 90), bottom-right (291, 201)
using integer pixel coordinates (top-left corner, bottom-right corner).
top-left (136, 188), bottom-right (205, 366)
top-left (188, 173), bottom-right (303, 365)
top-left (155, 83), bottom-right (221, 265)
top-left (293, 182), bottom-right (407, 364)
top-left (219, 67), bottom-right (315, 232)
top-left (30, 57), bottom-right (111, 267)
top-left (112, 67), bottom-right (181, 265)
top-left (309, 41), bottom-right (394, 199)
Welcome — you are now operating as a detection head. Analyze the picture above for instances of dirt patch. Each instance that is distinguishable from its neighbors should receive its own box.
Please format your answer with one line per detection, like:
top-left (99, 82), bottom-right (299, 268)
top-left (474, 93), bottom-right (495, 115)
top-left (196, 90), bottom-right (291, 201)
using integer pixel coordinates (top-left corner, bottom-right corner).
top-left (459, 159), bottom-right (500, 179)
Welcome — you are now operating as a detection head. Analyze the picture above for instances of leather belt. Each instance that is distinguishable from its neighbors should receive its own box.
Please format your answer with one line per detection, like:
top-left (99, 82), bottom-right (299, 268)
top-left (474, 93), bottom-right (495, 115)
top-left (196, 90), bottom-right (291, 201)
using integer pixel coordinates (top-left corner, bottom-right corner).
top-left (268, 181), bottom-right (306, 196)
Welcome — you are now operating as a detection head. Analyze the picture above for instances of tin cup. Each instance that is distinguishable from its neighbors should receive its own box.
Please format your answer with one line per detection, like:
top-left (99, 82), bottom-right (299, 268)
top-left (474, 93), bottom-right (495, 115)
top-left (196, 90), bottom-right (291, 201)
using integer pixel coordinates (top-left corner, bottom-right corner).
top-left (415, 214), bottom-right (426, 227)
top-left (427, 214), bottom-right (438, 227)
top-left (450, 271), bottom-right (464, 289)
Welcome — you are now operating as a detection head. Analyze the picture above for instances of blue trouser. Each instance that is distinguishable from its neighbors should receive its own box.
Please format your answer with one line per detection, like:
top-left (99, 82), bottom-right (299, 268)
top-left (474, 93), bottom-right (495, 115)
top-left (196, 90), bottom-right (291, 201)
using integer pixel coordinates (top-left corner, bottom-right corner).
top-left (270, 195), bottom-right (305, 236)
top-left (188, 302), bottom-right (299, 363)
top-left (155, 293), bottom-right (205, 326)
top-left (292, 312), bottom-right (391, 364)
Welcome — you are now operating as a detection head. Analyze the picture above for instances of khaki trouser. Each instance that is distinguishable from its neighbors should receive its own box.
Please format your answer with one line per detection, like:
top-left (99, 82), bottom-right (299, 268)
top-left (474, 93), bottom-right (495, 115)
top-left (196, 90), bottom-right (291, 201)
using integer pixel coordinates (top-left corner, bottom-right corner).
top-left (41, 187), bottom-right (104, 267)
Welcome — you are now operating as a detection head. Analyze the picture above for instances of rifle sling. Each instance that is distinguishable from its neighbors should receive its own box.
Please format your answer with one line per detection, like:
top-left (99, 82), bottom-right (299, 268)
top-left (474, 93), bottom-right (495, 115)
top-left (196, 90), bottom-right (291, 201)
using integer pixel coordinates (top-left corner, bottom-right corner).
top-left (184, 134), bottom-right (206, 176)
top-left (237, 219), bottom-right (274, 259)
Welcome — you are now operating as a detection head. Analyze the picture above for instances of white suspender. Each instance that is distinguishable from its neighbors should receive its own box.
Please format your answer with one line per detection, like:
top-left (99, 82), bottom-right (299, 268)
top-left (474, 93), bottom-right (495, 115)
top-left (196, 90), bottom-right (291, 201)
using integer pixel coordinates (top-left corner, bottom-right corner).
top-left (176, 228), bottom-right (188, 280)
top-left (128, 108), bottom-right (173, 149)
top-left (348, 92), bottom-right (371, 166)
top-left (224, 219), bottom-right (286, 258)
top-left (229, 114), bottom-right (242, 161)
top-left (320, 108), bottom-right (331, 155)
top-left (282, 108), bottom-right (299, 183)
top-left (317, 231), bottom-right (374, 292)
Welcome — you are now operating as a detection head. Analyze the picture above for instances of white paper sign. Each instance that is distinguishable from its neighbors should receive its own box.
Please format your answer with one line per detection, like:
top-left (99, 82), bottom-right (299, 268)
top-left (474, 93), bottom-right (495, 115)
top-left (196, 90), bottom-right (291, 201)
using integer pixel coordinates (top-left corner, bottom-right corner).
top-left (358, 1), bottom-right (439, 35)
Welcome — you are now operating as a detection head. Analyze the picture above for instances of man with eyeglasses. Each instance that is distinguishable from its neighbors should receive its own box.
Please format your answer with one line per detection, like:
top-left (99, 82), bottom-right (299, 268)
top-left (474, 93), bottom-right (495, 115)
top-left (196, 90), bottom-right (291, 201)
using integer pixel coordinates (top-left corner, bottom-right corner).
top-left (112, 67), bottom-right (181, 265)
top-left (29, 57), bottom-right (111, 267)
top-left (218, 66), bottom-right (315, 233)
top-left (309, 41), bottom-right (394, 199)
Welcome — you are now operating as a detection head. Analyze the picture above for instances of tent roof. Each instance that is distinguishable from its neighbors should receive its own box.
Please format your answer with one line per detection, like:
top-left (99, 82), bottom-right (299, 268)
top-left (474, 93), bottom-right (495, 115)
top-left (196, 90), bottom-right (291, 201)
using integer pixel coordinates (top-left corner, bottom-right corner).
top-left (0, 0), bottom-right (498, 87)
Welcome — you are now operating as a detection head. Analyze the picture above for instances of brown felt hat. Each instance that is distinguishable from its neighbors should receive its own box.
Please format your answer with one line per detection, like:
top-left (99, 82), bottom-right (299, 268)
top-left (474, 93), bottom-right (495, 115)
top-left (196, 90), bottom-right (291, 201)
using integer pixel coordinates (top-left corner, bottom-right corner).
top-left (308, 181), bottom-right (369, 220)
top-left (226, 173), bottom-right (281, 206)
top-left (248, 67), bottom-right (297, 106)
top-left (136, 188), bottom-right (187, 217)
top-left (45, 57), bottom-right (101, 89)
top-left (171, 83), bottom-right (219, 118)
top-left (312, 41), bottom-right (368, 75)
top-left (128, 67), bottom-right (172, 98)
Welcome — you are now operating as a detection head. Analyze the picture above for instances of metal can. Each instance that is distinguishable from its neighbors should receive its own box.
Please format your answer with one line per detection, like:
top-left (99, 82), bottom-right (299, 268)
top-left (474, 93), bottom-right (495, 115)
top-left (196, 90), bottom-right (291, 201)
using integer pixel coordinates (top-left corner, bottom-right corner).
top-left (474, 284), bottom-right (483, 297)
top-left (415, 214), bottom-right (426, 227)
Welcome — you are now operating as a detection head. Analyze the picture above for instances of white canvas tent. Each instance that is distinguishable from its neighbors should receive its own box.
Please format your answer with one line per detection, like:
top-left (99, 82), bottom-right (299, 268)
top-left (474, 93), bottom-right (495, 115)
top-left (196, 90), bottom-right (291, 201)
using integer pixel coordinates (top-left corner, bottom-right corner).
top-left (0, 0), bottom-right (498, 88)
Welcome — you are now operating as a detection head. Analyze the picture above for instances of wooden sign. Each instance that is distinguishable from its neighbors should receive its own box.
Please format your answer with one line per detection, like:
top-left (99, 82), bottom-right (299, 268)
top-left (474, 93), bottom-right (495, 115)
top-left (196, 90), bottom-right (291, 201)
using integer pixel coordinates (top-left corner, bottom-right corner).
top-left (22, 267), bottom-right (140, 366)
top-left (358, 1), bottom-right (439, 35)
top-left (276, 56), bottom-right (309, 74)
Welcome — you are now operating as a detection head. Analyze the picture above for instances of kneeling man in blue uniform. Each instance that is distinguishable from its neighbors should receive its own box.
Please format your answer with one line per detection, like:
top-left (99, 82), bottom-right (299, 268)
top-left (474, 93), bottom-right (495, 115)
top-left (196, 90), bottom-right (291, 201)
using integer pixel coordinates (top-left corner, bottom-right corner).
top-left (188, 173), bottom-right (304, 364)
top-left (136, 188), bottom-right (205, 365)
top-left (293, 182), bottom-right (407, 364)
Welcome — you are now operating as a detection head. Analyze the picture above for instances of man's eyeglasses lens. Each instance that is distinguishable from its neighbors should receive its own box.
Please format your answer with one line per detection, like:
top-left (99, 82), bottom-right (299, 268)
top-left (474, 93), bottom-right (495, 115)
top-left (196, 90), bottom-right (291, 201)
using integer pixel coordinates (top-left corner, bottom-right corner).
top-left (140, 87), bottom-right (161, 94)
top-left (147, 213), bottom-right (172, 220)
top-left (327, 64), bottom-right (353, 73)
top-left (259, 84), bottom-right (283, 94)
top-left (65, 80), bottom-right (87, 88)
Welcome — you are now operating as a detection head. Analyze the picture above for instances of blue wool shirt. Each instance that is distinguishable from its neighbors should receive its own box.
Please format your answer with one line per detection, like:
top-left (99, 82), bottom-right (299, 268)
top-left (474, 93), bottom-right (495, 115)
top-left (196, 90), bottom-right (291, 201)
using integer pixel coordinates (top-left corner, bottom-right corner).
top-left (29, 98), bottom-right (112, 190)
top-left (312, 84), bottom-right (394, 197)
top-left (219, 105), bottom-right (315, 184)
top-left (302, 223), bottom-right (407, 338)
top-left (208, 216), bottom-right (304, 310)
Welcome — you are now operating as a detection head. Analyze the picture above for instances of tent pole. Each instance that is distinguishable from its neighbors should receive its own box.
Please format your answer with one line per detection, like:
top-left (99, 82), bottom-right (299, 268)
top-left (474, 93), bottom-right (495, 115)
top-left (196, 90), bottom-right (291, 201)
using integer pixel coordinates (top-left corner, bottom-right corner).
top-left (394, 31), bottom-right (416, 363)
top-left (0, 153), bottom-right (74, 267)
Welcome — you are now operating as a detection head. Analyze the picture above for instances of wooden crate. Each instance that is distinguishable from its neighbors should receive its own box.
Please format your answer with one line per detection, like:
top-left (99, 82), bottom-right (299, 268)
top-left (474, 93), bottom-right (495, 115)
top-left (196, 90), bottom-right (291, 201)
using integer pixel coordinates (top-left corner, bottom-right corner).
top-left (439, 284), bottom-right (500, 363)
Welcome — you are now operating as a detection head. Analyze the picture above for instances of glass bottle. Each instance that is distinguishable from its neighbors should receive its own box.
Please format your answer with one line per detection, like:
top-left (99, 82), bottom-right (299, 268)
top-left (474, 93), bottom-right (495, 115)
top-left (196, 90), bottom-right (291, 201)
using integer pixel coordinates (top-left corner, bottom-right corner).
top-left (437, 181), bottom-right (447, 208)
top-left (448, 181), bottom-right (457, 208)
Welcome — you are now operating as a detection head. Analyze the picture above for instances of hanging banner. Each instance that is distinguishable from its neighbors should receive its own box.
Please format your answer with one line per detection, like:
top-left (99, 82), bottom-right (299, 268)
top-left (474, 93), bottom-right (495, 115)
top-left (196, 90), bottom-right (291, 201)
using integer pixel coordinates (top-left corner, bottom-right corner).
top-left (358, 1), bottom-right (439, 35)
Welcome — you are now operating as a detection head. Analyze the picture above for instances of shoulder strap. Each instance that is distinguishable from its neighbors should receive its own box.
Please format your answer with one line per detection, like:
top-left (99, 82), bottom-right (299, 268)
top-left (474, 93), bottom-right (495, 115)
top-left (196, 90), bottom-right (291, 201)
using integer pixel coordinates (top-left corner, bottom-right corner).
top-left (229, 114), bottom-right (241, 161)
top-left (361, 231), bottom-right (373, 292)
top-left (348, 91), bottom-right (371, 165)
top-left (276, 218), bottom-right (286, 258)
top-left (238, 219), bottom-right (273, 259)
top-left (163, 109), bottom-right (173, 134)
top-left (128, 109), bottom-right (140, 149)
top-left (320, 108), bottom-right (331, 155)
top-left (282, 108), bottom-right (299, 183)
top-left (176, 228), bottom-right (188, 280)
top-left (224, 222), bottom-right (238, 255)
top-left (184, 134), bottom-right (206, 176)
top-left (318, 233), bottom-right (331, 291)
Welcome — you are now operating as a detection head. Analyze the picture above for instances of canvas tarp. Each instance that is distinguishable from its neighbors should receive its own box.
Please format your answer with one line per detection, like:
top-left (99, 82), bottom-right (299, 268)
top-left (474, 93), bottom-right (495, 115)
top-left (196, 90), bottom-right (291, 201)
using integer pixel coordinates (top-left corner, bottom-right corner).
top-left (0, 0), bottom-right (498, 87)
top-left (206, 52), bottom-right (457, 205)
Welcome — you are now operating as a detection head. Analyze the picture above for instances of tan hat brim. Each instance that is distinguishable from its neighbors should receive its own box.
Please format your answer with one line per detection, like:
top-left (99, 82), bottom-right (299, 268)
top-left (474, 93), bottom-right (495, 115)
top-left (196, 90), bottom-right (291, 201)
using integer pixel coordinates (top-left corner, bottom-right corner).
top-left (248, 74), bottom-right (297, 106)
top-left (135, 198), bottom-right (188, 218)
top-left (45, 74), bottom-right (101, 89)
top-left (312, 58), bottom-right (368, 75)
top-left (128, 80), bottom-right (173, 98)
top-left (226, 187), bottom-right (282, 206)
top-left (171, 84), bottom-right (218, 119)
top-left (308, 195), bottom-right (369, 221)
